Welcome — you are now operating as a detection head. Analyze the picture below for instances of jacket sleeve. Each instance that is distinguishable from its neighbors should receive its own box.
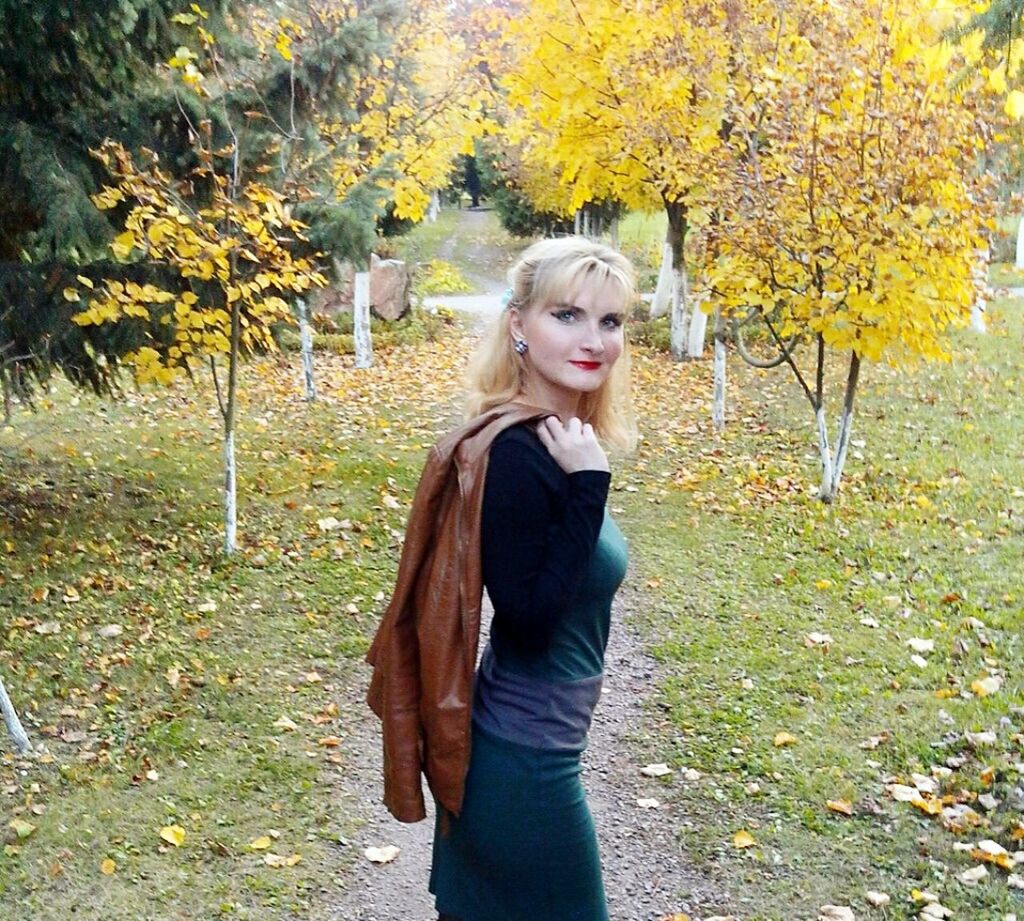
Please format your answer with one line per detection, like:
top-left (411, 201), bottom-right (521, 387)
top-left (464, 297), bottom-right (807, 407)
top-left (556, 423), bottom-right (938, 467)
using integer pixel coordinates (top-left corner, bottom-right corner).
top-left (481, 433), bottom-right (609, 650)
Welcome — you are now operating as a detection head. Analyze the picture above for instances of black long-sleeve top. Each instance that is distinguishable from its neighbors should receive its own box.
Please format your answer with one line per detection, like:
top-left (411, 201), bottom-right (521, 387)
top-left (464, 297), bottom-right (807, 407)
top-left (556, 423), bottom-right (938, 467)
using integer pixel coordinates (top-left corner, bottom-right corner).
top-left (480, 423), bottom-right (610, 654)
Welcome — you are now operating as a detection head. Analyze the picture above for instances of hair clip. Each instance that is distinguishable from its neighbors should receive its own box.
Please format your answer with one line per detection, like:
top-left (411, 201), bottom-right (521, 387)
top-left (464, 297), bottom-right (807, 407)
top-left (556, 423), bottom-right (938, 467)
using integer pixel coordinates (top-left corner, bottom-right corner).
top-left (500, 288), bottom-right (516, 310)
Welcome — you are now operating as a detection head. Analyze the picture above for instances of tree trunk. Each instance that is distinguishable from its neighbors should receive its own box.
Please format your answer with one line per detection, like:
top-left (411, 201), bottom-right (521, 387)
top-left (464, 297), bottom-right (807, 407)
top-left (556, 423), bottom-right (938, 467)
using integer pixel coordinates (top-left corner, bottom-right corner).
top-left (609, 216), bottom-right (619, 248)
top-left (687, 296), bottom-right (708, 358)
top-left (650, 242), bottom-right (673, 319)
top-left (815, 403), bottom-right (834, 502)
top-left (827, 352), bottom-right (861, 500)
top-left (296, 298), bottom-right (316, 402)
top-left (665, 200), bottom-right (690, 361)
top-left (222, 264), bottom-right (242, 555)
top-left (353, 271), bottom-right (373, 369)
top-left (223, 429), bottom-right (237, 554)
top-left (1, 675), bottom-right (31, 755)
top-left (574, 210), bottom-right (582, 235)
top-left (712, 308), bottom-right (727, 432)
top-left (427, 190), bottom-right (440, 224)
top-left (1015, 216), bottom-right (1024, 270)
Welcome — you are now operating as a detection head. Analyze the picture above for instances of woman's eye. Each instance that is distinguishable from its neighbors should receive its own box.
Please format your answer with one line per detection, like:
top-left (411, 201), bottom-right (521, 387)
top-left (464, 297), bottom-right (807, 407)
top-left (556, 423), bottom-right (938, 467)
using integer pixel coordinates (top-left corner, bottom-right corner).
top-left (554, 309), bottom-right (576, 321)
top-left (602, 317), bottom-right (623, 329)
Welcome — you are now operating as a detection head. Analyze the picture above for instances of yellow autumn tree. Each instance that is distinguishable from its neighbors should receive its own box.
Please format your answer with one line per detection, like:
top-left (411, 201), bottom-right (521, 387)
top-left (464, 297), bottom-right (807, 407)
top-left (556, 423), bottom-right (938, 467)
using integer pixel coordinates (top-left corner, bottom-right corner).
top-left (323, 0), bottom-right (497, 222)
top-left (72, 8), bottom-right (327, 554)
top-left (706, 0), bottom-right (993, 500)
top-left (491, 0), bottom-right (734, 359)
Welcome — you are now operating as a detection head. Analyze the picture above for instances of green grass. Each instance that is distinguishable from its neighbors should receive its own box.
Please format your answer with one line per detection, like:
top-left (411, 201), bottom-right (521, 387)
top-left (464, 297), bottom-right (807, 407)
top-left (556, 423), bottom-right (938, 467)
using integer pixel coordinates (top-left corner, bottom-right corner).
top-left (3, 289), bottom-right (1024, 919)
top-left (614, 300), bottom-right (1024, 919)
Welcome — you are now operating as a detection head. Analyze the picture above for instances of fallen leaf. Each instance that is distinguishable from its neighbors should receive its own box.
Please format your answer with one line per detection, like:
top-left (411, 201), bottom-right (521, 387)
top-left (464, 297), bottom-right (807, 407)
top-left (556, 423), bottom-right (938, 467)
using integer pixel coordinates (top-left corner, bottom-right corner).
top-left (34, 621), bottom-right (61, 635)
top-left (864, 890), bottom-right (890, 908)
top-left (636, 797), bottom-right (660, 809)
top-left (98, 624), bottom-right (123, 639)
top-left (9, 819), bottom-right (36, 839)
top-left (317, 736), bottom-right (341, 748)
top-left (100, 857), bottom-right (116, 875)
top-left (159, 824), bottom-right (186, 847)
top-left (264, 852), bottom-right (302, 867)
top-left (805, 632), bottom-right (833, 647)
top-left (818, 907), bottom-right (855, 921)
top-left (774, 731), bottom-right (797, 747)
top-left (958, 864), bottom-right (988, 885)
top-left (641, 762), bottom-right (673, 777)
top-left (906, 637), bottom-right (935, 653)
top-left (273, 716), bottom-right (298, 732)
top-left (364, 844), bottom-right (400, 864)
top-left (827, 799), bottom-right (853, 816)
top-left (249, 835), bottom-right (273, 851)
top-left (732, 829), bottom-right (756, 849)
top-left (971, 675), bottom-right (1002, 697)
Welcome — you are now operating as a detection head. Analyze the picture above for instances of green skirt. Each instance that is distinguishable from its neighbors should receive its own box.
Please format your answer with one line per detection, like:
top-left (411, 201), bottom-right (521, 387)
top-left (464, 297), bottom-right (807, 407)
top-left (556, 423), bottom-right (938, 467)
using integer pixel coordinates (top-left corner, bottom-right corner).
top-left (429, 723), bottom-right (608, 921)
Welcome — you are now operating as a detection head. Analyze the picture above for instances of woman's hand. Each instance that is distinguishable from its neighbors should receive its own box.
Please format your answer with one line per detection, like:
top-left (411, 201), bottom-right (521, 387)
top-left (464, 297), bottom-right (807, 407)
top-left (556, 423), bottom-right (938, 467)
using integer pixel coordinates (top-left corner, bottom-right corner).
top-left (535, 416), bottom-right (609, 474)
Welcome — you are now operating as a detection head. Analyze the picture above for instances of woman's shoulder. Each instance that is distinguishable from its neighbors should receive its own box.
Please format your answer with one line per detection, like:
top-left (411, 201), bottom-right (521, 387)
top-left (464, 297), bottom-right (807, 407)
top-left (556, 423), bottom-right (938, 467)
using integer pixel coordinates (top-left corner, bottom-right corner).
top-left (488, 422), bottom-right (564, 482)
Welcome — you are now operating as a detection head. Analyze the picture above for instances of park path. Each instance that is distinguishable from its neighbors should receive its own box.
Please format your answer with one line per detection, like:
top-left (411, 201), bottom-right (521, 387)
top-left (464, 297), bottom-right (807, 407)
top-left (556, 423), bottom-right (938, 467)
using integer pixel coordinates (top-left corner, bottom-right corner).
top-left (323, 208), bottom-right (719, 919)
top-left (324, 578), bottom-right (718, 921)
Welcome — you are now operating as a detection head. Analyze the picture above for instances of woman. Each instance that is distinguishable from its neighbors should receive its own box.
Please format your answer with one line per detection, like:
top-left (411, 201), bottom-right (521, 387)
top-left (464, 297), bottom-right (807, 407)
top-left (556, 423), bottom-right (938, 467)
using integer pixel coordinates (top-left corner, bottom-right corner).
top-left (430, 237), bottom-right (638, 920)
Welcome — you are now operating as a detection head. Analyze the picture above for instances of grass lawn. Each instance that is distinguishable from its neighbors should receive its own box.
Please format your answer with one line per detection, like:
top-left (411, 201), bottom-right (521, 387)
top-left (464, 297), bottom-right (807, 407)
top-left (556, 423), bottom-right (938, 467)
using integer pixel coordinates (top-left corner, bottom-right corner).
top-left (2, 220), bottom-right (1022, 918)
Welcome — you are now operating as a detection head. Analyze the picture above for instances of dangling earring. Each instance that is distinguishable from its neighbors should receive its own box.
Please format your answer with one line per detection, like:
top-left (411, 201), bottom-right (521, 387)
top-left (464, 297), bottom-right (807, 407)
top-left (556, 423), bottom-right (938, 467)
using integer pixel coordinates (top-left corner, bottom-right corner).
top-left (513, 338), bottom-right (528, 355)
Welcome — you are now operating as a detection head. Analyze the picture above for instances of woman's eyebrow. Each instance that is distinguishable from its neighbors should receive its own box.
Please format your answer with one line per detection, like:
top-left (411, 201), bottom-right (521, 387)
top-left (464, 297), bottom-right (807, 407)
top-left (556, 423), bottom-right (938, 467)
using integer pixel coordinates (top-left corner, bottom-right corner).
top-left (553, 301), bottom-right (624, 317)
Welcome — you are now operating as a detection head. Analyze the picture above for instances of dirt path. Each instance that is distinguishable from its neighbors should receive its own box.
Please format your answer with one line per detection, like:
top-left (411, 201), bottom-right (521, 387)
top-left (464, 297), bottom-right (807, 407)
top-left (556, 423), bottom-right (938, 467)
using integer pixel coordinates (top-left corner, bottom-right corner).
top-left (323, 573), bottom-right (717, 921)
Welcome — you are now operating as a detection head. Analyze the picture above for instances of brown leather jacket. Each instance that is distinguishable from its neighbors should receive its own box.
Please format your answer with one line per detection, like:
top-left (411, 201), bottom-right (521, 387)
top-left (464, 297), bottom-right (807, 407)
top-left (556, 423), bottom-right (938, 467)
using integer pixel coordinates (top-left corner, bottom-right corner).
top-left (365, 401), bottom-right (557, 823)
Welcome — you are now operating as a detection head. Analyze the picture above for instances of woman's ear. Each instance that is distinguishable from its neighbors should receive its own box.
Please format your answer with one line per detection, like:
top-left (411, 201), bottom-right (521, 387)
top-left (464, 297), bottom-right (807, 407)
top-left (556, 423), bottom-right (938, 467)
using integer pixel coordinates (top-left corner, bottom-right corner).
top-left (508, 306), bottom-right (524, 341)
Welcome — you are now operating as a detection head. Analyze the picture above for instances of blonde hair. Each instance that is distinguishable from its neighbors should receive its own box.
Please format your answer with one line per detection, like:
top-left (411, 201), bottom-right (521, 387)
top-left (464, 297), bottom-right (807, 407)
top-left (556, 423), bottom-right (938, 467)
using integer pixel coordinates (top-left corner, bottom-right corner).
top-left (463, 236), bottom-right (639, 453)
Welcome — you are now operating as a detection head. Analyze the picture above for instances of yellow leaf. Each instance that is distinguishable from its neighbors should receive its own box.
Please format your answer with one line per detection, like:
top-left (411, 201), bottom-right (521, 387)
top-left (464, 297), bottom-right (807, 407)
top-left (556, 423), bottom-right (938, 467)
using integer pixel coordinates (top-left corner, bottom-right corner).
top-left (249, 835), bottom-right (273, 851)
top-left (159, 824), bottom-right (186, 847)
top-left (732, 829), bottom-right (756, 849)
top-left (826, 799), bottom-right (853, 816)
top-left (111, 231), bottom-right (136, 260)
top-left (774, 731), bottom-right (797, 747)
top-left (63, 287), bottom-right (80, 302)
top-left (1006, 90), bottom-right (1024, 121)
top-left (76, 275), bottom-right (94, 289)
top-left (971, 675), bottom-right (1001, 697)
top-left (100, 857), bottom-right (116, 875)
top-left (264, 852), bottom-right (302, 867)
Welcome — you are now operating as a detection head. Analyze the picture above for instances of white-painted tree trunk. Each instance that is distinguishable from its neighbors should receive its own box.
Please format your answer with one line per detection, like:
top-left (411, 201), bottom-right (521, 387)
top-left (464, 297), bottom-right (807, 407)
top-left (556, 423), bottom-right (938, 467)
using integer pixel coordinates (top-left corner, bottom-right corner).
top-left (669, 267), bottom-right (691, 361)
top-left (0, 676), bottom-right (31, 755)
top-left (831, 404), bottom-right (855, 493)
top-left (971, 246), bottom-right (989, 333)
top-left (609, 216), bottom-right (619, 248)
top-left (712, 309), bottom-right (726, 432)
top-left (353, 271), bottom-right (373, 369)
top-left (296, 298), bottom-right (316, 402)
top-left (815, 405), bottom-right (835, 502)
top-left (223, 429), bottom-right (237, 555)
top-left (574, 210), bottom-right (582, 235)
top-left (1015, 217), bottom-right (1024, 270)
top-left (687, 298), bottom-right (708, 358)
top-left (650, 243), bottom-right (673, 319)
top-left (426, 191), bottom-right (440, 224)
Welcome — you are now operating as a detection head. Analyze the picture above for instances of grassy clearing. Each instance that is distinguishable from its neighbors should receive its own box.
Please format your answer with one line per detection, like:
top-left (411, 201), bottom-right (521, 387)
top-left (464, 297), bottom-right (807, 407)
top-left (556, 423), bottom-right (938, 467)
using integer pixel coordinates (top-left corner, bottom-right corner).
top-left (616, 300), bottom-right (1024, 919)
top-left (0, 349), bottom-right (469, 919)
top-left (2, 233), bottom-right (1023, 919)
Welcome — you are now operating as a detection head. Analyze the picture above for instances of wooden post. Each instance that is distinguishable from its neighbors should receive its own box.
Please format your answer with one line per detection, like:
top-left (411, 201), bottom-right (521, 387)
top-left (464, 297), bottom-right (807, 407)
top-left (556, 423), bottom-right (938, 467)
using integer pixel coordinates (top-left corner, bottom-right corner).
top-left (296, 298), bottom-right (316, 401)
top-left (353, 271), bottom-right (373, 369)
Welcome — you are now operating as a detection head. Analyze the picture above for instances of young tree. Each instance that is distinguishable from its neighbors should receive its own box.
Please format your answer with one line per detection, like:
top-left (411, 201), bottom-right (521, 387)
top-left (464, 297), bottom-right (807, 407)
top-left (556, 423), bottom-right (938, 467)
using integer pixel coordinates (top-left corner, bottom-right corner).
top-left (707, 0), bottom-right (993, 500)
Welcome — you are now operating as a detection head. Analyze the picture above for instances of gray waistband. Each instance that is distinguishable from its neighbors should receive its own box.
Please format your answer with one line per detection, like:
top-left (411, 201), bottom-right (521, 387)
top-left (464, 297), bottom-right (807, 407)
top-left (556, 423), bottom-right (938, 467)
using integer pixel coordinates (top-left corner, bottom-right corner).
top-left (472, 644), bottom-right (603, 752)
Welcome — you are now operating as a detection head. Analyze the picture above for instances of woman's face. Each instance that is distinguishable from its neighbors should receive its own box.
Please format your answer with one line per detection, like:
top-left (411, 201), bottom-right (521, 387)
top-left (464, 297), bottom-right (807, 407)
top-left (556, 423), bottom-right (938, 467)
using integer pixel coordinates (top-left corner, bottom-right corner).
top-left (509, 275), bottom-right (626, 410)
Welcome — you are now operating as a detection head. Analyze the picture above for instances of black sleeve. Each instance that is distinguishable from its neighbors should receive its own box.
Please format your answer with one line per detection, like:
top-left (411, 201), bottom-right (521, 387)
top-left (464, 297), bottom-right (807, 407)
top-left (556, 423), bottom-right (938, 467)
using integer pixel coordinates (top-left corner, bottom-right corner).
top-left (481, 429), bottom-right (610, 651)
